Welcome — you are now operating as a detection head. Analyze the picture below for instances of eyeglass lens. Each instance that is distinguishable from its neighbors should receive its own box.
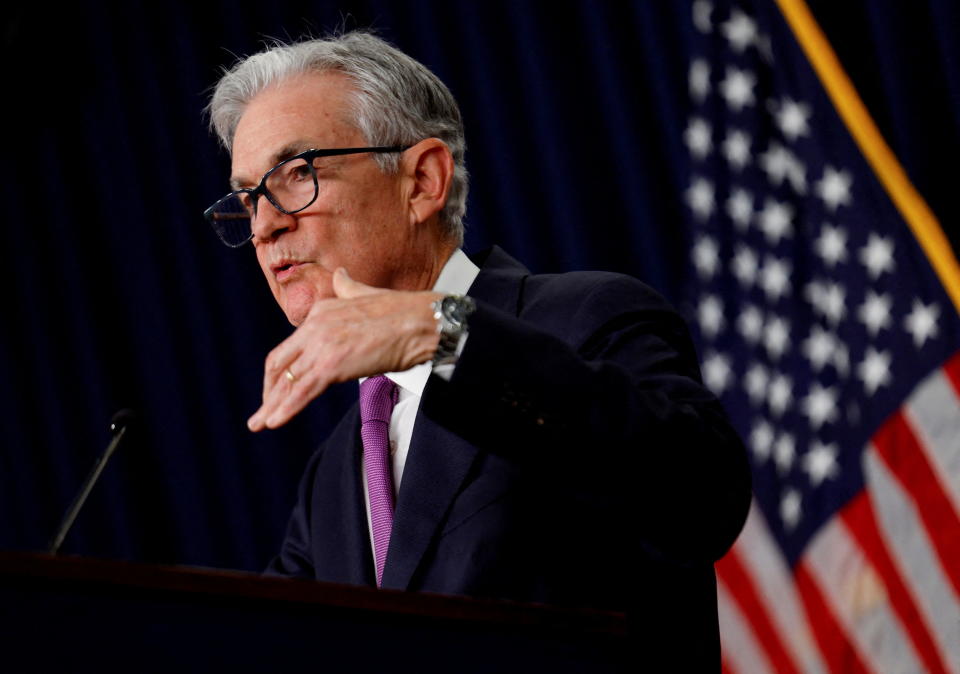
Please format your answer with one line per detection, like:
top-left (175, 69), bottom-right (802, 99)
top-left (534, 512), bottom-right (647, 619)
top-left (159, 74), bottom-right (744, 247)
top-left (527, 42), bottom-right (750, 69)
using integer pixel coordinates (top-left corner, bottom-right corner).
top-left (209, 156), bottom-right (318, 246)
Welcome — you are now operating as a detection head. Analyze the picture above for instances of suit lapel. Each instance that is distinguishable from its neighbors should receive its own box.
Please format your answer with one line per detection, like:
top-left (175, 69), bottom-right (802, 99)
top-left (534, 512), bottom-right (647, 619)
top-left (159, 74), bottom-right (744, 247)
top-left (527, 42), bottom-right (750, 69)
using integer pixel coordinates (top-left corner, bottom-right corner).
top-left (380, 412), bottom-right (479, 589)
top-left (380, 246), bottom-right (529, 590)
top-left (313, 406), bottom-right (376, 586)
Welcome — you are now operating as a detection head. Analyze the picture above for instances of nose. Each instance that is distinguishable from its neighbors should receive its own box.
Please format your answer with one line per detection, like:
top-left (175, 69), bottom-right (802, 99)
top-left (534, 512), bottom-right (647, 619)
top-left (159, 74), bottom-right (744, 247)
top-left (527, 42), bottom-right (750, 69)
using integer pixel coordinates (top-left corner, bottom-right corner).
top-left (251, 196), bottom-right (296, 242)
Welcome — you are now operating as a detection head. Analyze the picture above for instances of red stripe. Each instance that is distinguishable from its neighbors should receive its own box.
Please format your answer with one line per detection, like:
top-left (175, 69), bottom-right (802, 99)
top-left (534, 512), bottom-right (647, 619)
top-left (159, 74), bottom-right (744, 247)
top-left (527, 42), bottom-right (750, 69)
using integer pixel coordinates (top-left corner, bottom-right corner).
top-left (940, 349), bottom-right (960, 396)
top-left (794, 561), bottom-right (869, 674)
top-left (872, 410), bottom-right (960, 597)
top-left (716, 548), bottom-right (800, 674)
top-left (841, 491), bottom-right (949, 674)
top-left (721, 659), bottom-right (735, 674)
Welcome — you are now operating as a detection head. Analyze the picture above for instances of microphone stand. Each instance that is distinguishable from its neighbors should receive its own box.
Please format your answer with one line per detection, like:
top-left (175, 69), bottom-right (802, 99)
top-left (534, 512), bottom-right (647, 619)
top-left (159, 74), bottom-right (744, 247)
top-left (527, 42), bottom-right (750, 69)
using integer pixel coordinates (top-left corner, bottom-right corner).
top-left (47, 410), bottom-right (135, 555)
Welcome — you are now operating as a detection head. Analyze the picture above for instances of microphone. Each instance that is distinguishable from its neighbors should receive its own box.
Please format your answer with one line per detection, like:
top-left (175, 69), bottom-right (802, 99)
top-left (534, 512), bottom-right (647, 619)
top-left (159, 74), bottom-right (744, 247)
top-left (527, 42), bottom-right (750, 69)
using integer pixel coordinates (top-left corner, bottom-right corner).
top-left (47, 409), bottom-right (137, 555)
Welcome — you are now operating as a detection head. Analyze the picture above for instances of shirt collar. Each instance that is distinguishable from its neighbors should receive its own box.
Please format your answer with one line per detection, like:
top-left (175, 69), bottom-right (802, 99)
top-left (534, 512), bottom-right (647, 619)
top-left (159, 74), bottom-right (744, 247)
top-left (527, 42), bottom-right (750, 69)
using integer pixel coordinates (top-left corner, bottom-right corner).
top-left (363, 248), bottom-right (480, 397)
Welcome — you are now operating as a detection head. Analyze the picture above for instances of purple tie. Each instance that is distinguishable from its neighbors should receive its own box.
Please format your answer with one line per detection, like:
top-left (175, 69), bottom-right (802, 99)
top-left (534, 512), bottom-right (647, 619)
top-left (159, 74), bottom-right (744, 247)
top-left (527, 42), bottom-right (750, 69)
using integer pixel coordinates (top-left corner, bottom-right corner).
top-left (360, 375), bottom-right (398, 587)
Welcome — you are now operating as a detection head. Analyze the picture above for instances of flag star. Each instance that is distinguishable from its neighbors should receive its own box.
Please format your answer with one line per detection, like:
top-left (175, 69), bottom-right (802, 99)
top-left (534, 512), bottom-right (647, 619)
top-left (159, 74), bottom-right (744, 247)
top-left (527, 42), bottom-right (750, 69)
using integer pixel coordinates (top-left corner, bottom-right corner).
top-left (692, 235), bottom-right (720, 278)
top-left (759, 143), bottom-right (795, 187)
top-left (764, 316), bottom-right (791, 360)
top-left (905, 299), bottom-right (940, 348)
top-left (773, 433), bottom-right (796, 475)
top-left (686, 177), bottom-right (715, 221)
top-left (814, 223), bottom-right (848, 267)
top-left (689, 59), bottom-right (711, 103)
top-left (749, 418), bottom-right (774, 462)
top-left (732, 244), bottom-right (759, 287)
top-left (721, 9), bottom-right (758, 53)
top-left (815, 166), bottom-right (853, 211)
top-left (858, 291), bottom-right (892, 336)
top-left (768, 373), bottom-right (792, 417)
top-left (860, 234), bottom-right (895, 279)
top-left (802, 326), bottom-right (836, 372)
top-left (759, 256), bottom-right (792, 302)
top-left (858, 347), bottom-right (892, 394)
top-left (757, 198), bottom-right (794, 244)
top-left (720, 66), bottom-right (756, 112)
top-left (684, 117), bottom-right (712, 159)
top-left (780, 489), bottom-right (802, 530)
top-left (803, 383), bottom-right (839, 430)
top-left (771, 97), bottom-right (811, 141)
top-left (804, 280), bottom-right (823, 309)
top-left (702, 351), bottom-right (733, 395)
top-left (726, 188), bottom-right (754, 230)
top-left (820, 282), bottom-right (846, 325)
top-left (698, 295), bottom-right (725, 338)
top-left (807, 280), bottom-right (845, 324)
top-left (802, 441), bottom-right (839, 487)
top-left (693, 0), bottom-right (713, 34)
top-left (722, 129), bottom-right (752, 170)
top-left (744, 362), bottom-right (769, 405)
top-left (737, 304), bottom-right (764, 344)
top-left (786, 155), bottom-right (807, 194)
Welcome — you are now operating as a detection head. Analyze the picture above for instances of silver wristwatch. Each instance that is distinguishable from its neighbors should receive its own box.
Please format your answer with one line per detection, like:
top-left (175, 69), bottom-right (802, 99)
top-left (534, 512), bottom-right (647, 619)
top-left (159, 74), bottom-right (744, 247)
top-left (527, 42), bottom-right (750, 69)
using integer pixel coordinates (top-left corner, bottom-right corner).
top-left (431, 294), bottom-right (476, 366)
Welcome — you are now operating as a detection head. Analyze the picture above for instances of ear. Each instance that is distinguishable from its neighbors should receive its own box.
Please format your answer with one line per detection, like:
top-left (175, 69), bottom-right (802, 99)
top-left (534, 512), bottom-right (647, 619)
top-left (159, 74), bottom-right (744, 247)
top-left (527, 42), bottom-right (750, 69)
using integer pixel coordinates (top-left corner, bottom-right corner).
top-left (402, 138), bottom-right (455, 227)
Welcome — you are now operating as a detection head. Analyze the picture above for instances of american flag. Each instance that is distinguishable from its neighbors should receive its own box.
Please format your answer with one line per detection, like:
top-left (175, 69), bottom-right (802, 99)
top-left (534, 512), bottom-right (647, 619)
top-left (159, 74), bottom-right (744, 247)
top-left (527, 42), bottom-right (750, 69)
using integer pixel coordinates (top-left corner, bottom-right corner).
top-left (681, 1), bottom-right (960, 671)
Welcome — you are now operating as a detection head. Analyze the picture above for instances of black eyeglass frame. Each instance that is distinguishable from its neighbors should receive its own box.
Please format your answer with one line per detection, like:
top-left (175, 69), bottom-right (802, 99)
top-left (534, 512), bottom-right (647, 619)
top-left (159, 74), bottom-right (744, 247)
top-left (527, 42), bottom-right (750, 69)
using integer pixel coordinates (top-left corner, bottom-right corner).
top-left (204, 145), bottom-right (411, 247)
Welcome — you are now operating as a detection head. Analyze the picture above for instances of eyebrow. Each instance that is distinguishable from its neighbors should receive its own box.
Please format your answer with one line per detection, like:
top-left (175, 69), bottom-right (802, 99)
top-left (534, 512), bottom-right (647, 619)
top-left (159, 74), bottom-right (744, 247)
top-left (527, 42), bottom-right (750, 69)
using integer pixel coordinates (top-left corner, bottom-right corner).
top-left (229, 140), bottom-right (316, 190)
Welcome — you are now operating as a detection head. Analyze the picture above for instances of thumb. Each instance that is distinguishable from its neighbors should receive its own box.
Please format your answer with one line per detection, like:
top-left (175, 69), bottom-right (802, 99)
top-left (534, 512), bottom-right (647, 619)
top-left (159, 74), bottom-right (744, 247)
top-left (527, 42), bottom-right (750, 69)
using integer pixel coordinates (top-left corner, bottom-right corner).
top-left (332, 267), bottom-right (379, 299)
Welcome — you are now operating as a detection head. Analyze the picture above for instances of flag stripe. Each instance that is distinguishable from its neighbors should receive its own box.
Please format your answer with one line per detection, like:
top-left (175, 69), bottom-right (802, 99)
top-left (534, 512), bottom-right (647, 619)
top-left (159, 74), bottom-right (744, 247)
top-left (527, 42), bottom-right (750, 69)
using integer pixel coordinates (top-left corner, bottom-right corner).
top-left (865, 446), bottom-right (960, 673)
top-left (774, 0), bottom-right (960, 313)
top-left (841, 491), bottom-right (950, 674)
top-left (717, 549), bottom-right (801, 674)
top-left (873, 409), bottom-right (960, 597)
top-left (805, 515), bottom-right (924, 673)
top-left (794, 561), bottom-right (870, 674)
top-left (718, 578), bottom-right (776, 674)
top-left (906, 355), bottom-right (960, 517)
top-left (735, 503), bottom-right (828, 674)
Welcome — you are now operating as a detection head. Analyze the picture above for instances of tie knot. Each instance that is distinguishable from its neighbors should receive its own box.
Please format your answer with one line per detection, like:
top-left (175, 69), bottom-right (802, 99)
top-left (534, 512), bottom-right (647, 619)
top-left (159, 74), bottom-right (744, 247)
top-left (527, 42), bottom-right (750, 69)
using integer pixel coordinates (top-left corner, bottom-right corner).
top-left (360, 375), bottom-right (398, 425)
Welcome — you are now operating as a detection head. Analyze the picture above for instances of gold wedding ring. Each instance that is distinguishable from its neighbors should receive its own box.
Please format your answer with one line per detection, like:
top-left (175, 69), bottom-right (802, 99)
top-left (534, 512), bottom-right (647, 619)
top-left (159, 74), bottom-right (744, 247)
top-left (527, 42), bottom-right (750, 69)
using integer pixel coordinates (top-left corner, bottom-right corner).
top-left (284, 368), bottom-right (297, 382)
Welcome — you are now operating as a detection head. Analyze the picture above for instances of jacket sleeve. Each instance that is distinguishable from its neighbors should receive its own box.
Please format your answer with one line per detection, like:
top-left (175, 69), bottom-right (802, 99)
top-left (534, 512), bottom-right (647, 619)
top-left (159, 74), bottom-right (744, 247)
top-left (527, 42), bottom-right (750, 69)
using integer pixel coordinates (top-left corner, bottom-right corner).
top-left (420, 272), bottom-right (751, 564)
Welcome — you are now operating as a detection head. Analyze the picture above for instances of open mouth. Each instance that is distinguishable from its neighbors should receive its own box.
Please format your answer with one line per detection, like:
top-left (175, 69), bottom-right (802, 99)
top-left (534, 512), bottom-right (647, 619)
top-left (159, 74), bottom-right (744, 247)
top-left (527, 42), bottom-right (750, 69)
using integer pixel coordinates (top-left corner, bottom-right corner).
top-left (272, 260), bottom-right (306, 281)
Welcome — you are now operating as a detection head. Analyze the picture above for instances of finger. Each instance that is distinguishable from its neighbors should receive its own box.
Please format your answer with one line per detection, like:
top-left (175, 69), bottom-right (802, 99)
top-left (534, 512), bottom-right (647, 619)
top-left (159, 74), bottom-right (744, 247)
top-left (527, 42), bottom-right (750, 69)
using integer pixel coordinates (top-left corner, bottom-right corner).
top-left (332, 267), bottom-right (380, 299)
top-left (249, 342), bottom-right (306, 431)
top-left (248, 369), bottom-right (302, 431)
top-left (264, 369), bottom-right (332, 429)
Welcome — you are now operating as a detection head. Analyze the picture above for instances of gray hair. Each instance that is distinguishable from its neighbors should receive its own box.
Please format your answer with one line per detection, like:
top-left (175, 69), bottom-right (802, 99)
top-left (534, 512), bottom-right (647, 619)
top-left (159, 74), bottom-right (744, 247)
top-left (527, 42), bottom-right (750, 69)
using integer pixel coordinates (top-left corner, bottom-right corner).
top-left (208, 31), bottom-right (468, 243)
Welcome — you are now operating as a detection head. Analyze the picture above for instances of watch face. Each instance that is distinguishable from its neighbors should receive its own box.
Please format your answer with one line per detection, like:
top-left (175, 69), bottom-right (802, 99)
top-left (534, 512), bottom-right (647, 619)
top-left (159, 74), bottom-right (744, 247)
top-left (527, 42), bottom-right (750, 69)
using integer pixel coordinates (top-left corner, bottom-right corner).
top-left (442, 295), bottom-right (475, 325)
top-left (441, 296), bottom-right (462, 323)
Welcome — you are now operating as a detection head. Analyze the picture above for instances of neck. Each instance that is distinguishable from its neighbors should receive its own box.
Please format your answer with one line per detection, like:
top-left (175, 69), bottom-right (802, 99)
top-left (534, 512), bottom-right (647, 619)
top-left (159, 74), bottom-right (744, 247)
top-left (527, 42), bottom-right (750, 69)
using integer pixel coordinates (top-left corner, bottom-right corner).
top-left (388, 228), bottom-right (458, 292)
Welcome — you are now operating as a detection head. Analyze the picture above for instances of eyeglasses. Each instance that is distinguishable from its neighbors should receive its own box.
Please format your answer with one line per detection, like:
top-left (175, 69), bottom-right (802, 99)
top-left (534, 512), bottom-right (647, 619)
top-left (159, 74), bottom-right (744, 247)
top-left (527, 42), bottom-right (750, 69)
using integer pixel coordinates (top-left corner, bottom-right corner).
top-left (204, 145), bottom-right (410, 247)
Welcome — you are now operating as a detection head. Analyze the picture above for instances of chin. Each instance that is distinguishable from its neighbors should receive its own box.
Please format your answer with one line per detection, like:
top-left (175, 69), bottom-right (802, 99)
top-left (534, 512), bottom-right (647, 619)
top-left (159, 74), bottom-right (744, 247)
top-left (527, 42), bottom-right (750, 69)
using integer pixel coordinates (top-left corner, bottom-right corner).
top-left (280, 285), bottom-right (318, 327)
top-left (283, 300), bottom-right (313, 327)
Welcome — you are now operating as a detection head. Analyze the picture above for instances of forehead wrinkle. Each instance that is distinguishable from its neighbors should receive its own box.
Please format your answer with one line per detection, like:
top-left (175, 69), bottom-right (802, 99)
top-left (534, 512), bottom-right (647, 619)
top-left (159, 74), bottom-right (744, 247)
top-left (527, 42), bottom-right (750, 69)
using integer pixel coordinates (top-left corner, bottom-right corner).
top-left (228, 71), bottom-right (363, 190)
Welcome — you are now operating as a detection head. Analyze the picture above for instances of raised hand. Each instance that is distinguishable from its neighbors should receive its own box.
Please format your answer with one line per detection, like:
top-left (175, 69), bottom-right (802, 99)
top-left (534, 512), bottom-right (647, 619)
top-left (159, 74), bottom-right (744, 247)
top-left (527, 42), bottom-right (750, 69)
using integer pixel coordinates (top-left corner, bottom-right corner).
top-left (247, 267), bottom-right (441, 431)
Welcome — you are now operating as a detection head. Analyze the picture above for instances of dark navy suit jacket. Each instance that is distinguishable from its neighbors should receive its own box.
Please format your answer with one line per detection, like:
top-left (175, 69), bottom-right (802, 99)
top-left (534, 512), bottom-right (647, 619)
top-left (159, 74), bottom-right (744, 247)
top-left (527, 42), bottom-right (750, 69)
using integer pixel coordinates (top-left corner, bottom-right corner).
top-left (268, 247), bottom-right (751, 667)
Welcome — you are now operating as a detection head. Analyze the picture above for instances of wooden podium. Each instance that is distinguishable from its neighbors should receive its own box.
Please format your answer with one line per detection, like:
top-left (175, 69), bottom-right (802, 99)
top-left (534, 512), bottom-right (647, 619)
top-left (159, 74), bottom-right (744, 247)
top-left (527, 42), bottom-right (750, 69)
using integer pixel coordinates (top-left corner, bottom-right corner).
top-left (0, 552), bottom-right (626, 672)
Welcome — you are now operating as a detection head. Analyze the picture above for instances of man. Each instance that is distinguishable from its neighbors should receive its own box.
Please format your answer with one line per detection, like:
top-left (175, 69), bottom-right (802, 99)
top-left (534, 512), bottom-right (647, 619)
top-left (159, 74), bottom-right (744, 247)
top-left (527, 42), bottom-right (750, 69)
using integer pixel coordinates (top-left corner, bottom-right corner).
top-left (205, 31), bottom-right (750, 666)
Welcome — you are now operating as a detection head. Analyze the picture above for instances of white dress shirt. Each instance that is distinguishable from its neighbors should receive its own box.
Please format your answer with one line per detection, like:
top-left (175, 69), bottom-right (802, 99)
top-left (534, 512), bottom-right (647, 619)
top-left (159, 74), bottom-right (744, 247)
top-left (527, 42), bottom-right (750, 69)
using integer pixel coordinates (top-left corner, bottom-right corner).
top-left (360, 248), bottom-right (480, 564)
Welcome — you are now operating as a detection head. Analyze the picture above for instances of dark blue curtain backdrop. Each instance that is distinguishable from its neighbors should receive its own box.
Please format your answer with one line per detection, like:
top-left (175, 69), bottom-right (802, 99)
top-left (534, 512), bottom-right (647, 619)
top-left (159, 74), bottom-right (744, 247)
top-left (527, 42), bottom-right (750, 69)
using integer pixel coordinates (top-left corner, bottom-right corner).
top-left (1, 0), bottom-right (957, 571)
